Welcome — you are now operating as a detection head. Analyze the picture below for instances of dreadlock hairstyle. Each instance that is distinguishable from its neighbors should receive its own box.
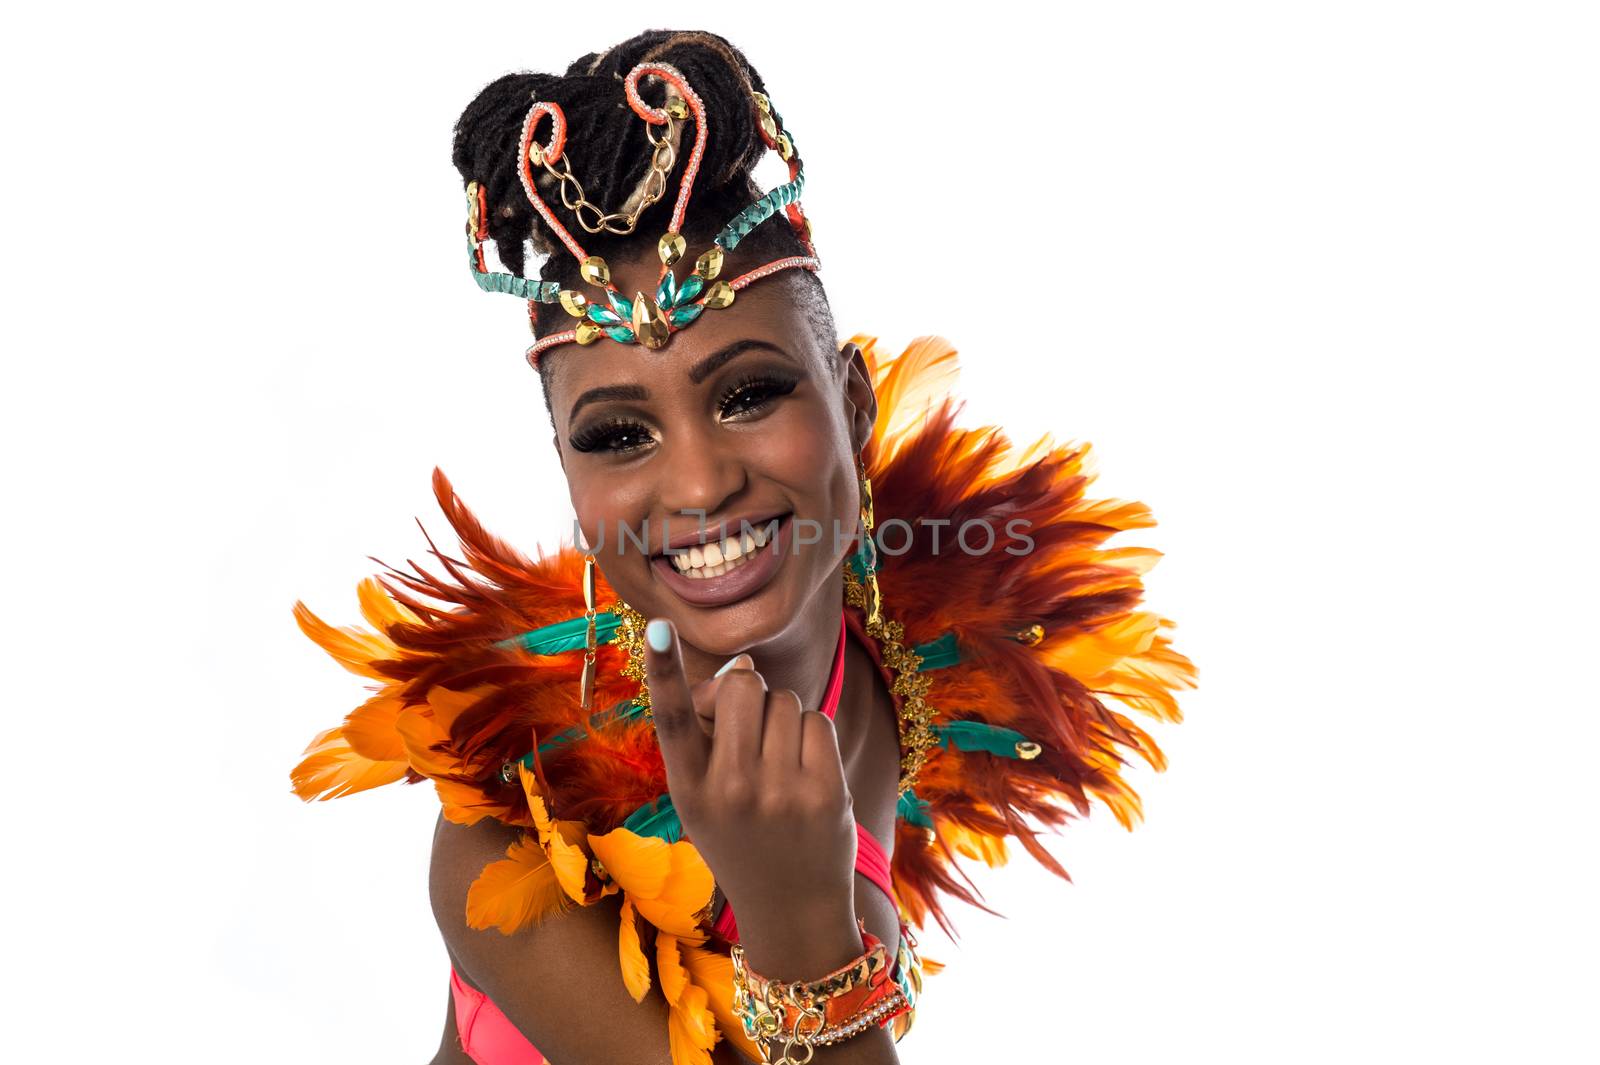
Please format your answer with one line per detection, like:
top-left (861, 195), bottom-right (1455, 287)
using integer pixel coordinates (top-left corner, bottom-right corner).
top-left (451, 30), bottom-right (838, 405)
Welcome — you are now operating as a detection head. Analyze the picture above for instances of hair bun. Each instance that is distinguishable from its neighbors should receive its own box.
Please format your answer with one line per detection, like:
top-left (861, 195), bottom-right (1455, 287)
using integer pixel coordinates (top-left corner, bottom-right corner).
top-left (452, 30), bottom-right (779, 276)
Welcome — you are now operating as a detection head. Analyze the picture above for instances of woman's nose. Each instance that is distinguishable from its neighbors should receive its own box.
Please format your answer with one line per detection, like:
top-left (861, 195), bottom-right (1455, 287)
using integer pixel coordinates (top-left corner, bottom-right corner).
top-left (659, 435), bottom-right (747, 522)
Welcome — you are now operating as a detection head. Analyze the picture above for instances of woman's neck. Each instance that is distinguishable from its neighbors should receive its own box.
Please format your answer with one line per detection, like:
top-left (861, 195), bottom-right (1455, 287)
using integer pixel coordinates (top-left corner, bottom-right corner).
top-left (745, 575), bottom-right (846, 714)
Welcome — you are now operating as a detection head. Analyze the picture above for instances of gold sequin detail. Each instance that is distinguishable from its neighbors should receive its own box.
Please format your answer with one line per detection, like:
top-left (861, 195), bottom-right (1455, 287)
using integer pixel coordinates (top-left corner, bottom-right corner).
top-left (844, 564), bottom-right (939, 796)
top-left (610, 601), bottom-right (652, 718)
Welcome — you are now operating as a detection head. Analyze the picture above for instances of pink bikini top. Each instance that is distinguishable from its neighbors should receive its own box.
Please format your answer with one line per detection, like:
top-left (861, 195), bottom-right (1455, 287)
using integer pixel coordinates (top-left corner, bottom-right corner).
top-left (448, 615), bottom-right (901, 1064)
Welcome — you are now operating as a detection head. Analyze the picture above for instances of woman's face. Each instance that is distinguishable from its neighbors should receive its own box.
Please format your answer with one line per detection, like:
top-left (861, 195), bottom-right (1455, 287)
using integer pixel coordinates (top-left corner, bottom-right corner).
top-left (544, 254), bottom-right (875, 662)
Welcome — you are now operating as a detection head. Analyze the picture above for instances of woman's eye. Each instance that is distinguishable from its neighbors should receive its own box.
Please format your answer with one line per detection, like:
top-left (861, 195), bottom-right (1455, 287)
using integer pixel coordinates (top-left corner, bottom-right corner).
top-left (719, 376), bottom-right (798, 419)
top-left (569, 421), bottom-right (655, 454)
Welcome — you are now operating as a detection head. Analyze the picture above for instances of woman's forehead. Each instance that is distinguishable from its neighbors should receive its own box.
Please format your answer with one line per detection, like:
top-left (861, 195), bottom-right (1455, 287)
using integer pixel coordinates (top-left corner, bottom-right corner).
top-left (543, 276), bottom-right (823, 417)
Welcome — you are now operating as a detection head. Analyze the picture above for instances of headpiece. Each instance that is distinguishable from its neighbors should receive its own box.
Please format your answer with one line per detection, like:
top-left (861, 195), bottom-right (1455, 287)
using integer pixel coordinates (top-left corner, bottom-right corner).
top-left (463, 62), bottom-right (820, 369)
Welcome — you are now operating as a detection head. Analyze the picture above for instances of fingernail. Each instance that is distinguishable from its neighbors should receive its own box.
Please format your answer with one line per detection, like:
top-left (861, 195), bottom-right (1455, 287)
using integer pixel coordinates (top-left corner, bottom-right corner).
top-left (714, 656), bottom-right (741, 677)
top-left (646, 619), bottom-right (672, 653)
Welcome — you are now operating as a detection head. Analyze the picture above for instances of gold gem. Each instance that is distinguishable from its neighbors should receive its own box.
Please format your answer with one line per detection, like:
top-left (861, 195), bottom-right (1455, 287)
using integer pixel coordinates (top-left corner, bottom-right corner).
top-left (575, 320), bottom-right (603, 345)
top-left (658, 231), bottom-right (686, 266)
top-left (580, 255), bottom-right (610, 287)
top-left (528, 143), bottom-right (545, 166)
top-left (665, 97), bottom-right (688, 120)
top-left (631, 291), bottom-right (670, 349)
top-left (558, 289), bottom-right (588, 318)
top-left (777, 131), bottom-right (793, 161)
top-left (1014, 623), bottom-right (1045, 646)
top-left (703, 280), bottom-right (735, 309)
top-left (1016, 741), bottom-right (1042, 760)
top-left (757, 108), bottom-right (778, 143)
top-left (752, 91), bottom-right (771, 114)
top-left (694, 245), bottom-right (724, 281)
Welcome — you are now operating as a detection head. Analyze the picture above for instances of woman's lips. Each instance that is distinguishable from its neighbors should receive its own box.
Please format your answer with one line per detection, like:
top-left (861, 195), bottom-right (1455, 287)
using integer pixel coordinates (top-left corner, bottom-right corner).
top-left (650, 515), bottom-right (790, 608)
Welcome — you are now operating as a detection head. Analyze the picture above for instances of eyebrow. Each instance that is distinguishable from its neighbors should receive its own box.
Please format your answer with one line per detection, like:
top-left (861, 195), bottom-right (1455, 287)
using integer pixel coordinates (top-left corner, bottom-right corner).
top-left (568, 384), bottom-right (648, 423)
top-left (567, 340), bottom-right (797, 421)
top-left (687, 339), bottom-right (795, 384)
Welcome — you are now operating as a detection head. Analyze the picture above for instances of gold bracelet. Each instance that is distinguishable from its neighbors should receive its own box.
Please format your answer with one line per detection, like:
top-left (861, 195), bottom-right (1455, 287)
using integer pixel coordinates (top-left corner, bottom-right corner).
top-left (730, 918), bottom-right (908, 1063)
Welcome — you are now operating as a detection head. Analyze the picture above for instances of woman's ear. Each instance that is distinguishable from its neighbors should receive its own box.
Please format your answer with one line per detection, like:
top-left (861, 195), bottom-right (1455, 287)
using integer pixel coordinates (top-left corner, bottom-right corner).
top-left (837, 341), bottom-right (878, 454)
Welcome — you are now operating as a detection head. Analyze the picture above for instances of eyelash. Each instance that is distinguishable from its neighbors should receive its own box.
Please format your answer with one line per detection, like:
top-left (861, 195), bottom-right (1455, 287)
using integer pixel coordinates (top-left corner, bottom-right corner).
top-left (717, 373), bottom-right (798, 419)
top-left (566, 374), bottom-right (800, 455)
top-left (568, 418), bottom-right (656, 454)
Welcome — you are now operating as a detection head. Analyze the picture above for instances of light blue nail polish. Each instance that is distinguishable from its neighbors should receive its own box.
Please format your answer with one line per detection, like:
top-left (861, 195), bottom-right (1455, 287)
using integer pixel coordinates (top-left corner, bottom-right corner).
top-left (714, 656), bottom-right (740, 677)
top-left (646, 619), bottom-right (671, 653)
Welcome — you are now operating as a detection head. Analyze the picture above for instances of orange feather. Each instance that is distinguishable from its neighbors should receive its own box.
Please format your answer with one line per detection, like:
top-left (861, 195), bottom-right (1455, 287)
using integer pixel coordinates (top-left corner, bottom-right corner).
top-left (465, 832), bottom-right (571, 934)
top-left (288, 332), bottom-right (1199, 1034)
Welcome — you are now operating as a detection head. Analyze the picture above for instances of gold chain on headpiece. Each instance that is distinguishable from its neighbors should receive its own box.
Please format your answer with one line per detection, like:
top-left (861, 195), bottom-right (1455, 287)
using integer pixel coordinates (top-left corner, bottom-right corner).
top-left (528, 94), bottom-right (687, 235)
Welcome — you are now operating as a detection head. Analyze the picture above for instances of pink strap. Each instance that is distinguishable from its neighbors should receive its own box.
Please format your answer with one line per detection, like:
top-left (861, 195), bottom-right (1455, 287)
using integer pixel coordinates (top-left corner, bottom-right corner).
top-left (818, 612), bottom-right (848, 723)
top-left (450, 966), bottom-right (547, 1064)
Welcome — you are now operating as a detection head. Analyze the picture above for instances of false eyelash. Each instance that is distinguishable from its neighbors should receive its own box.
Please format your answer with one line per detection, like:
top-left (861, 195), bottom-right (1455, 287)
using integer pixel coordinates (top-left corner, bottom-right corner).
top-left (568, 417), bottom-right (656, 454)
top-left (717, 372), bottom-right (799, 418)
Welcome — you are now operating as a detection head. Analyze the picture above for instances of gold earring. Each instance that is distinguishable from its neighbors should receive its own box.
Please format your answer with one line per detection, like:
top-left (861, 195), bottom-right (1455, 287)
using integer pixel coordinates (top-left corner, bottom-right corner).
top-left (580, 553), bottom-right (598, 710)
top-left (855, 457), bottom-right (883, 628)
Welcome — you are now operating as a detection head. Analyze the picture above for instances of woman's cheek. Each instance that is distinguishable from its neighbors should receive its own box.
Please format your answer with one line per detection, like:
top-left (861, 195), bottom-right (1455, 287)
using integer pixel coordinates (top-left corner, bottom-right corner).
top-left (755, 404), bottom-right (840, 483)
top-left (748, 408), bottom-right (853, 533)
top-left (569, 474), bottom-right (649, 561)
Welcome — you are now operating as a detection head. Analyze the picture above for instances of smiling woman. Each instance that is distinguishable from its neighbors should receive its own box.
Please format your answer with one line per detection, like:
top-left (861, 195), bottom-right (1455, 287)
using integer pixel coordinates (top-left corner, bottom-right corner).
top-left (288, 27), bottom-right (1196, 1065)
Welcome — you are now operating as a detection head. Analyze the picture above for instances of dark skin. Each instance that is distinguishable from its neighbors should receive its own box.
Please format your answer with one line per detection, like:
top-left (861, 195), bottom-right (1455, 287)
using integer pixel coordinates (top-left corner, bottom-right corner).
top-left (429, 251), bottom-right (907, 1063)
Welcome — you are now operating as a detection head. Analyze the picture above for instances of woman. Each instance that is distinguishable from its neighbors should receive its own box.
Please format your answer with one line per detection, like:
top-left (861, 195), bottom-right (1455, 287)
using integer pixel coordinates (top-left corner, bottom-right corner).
top-left (290, 29), bottom-right (1196, 1065)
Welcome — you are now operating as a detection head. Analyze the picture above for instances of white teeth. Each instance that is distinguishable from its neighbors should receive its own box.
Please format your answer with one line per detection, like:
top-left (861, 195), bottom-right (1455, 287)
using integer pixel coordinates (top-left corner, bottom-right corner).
top-left (666, 525), bottom-right (775, 579)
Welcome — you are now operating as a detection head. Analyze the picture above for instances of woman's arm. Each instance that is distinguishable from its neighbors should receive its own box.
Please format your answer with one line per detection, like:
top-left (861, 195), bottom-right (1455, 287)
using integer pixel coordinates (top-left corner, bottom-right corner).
top-left (430, 812), bottom-right (750, 1064)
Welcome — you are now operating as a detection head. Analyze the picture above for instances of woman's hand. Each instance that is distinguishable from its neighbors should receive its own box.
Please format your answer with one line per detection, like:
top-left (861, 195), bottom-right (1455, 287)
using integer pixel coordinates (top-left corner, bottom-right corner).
top-left (644, 618), bottom-right (859, 950)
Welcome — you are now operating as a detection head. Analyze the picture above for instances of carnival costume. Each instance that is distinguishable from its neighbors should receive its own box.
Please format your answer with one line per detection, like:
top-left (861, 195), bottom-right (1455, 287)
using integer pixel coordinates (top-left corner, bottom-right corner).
top-left (290, 62), bottom-right (1197, 1065)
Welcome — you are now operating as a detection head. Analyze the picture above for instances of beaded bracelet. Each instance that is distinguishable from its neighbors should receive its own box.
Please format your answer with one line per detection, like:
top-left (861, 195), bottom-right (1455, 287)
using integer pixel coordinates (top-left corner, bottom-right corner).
top-left (730, 917), bottom-right (912, 1062)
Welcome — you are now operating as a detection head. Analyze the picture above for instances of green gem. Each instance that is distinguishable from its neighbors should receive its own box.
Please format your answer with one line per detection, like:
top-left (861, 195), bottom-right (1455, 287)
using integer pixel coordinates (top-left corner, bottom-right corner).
top-left (669, 303), bottom-right (704, 327)
top-left (656, 271), bottom-right (677, 309)
top-left (587, 305), bottom-right (622, 326)
top-left (604, 326), bottom-right (637, 343)
top-left (675, 275), bottom-right (705, 304)
top-left (607, 291), bottom-right (634, 321)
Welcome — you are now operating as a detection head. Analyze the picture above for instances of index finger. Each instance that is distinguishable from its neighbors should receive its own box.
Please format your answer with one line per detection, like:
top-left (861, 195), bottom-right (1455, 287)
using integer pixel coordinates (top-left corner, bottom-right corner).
top-left (643, 618), bottom-right (709, 783)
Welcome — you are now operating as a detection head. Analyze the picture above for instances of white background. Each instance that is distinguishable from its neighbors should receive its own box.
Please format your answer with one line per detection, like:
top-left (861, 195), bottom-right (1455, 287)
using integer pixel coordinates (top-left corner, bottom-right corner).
top-left (4, 3), bottom-right (1596, 1062)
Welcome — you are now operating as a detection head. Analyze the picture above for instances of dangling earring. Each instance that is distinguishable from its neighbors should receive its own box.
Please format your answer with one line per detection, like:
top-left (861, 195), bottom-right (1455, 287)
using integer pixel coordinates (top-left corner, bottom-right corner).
top-left (580, 553), bottom-right (598, 710)
top-left (855, 456), bottom-right (883, 629)
top-left (574, 531), bottom-right (650, 717)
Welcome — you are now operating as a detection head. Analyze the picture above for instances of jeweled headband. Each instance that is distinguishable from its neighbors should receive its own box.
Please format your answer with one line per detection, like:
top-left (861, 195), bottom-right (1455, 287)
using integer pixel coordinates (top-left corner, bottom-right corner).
top-left (463, 62), bottom-right (820, 369)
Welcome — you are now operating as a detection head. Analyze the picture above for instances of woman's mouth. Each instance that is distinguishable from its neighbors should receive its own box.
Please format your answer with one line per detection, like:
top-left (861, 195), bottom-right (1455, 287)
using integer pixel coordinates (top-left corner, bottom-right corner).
top-left (650, 514), bottom-right (790, 608)
top-left (666, 523), bottom-right (771, 579)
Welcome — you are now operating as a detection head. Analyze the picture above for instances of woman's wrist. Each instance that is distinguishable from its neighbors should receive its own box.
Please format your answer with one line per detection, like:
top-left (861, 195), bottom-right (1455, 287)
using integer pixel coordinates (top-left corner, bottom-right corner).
top-left (731, 897), bottom-right (864, 980)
